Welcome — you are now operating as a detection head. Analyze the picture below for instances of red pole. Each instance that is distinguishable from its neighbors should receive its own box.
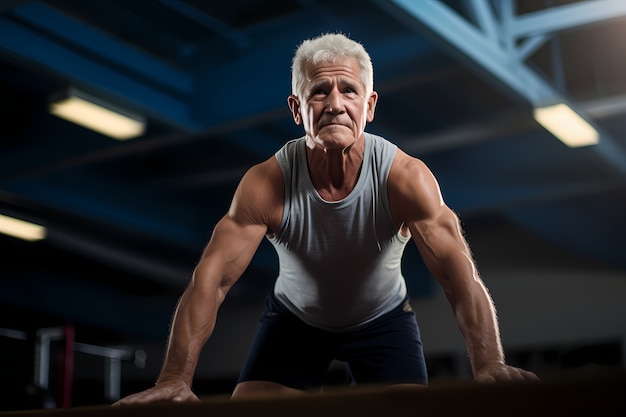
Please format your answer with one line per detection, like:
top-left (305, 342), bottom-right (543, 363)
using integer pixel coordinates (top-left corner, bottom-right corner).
top-left (59, 325), bottom-right (74, 408)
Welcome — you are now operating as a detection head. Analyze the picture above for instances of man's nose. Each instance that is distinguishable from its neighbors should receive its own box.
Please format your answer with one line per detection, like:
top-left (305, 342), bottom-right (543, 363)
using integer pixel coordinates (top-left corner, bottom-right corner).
top-left (325, 88), bottom-right (343, 113)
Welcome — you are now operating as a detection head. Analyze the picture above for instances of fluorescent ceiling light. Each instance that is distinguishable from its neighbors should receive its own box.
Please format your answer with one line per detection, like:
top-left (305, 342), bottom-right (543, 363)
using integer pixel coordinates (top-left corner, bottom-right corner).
top-left (50, 89), bottom-right (146, 140)
top-left (533, 103), bottom-right (599, 148)
top-left (0, 213), bottom-right (46, 241)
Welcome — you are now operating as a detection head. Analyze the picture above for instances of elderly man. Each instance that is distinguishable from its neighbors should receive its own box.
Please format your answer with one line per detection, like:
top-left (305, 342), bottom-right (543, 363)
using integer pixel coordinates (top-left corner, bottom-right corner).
top-left (114, 32), bottom-right (537, 405)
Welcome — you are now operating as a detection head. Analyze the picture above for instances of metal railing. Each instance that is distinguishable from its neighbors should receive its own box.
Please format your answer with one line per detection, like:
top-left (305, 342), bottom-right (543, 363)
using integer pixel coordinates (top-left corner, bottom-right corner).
top-left (2, 325), bottom-right (146, 407)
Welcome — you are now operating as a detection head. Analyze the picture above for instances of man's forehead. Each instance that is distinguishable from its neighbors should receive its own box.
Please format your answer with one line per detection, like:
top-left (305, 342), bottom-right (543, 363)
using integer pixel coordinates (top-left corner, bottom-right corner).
top-left (304, 57), bottom-right (362, 82)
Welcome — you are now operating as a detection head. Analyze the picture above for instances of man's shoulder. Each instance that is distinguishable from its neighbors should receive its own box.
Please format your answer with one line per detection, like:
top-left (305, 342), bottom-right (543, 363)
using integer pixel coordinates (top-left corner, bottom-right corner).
top-left (247, 155), bottom-right (284, 184)
top-left (234, 156), bottom-right (284, 230)
top-left (365, 131), bottom-right (393, 145)
top-left (278, 136), bottom-right (305, 153)
top-left (362, 132), bottom-right (421, 174)
top-left (388, 148), bottom-right (433, 185)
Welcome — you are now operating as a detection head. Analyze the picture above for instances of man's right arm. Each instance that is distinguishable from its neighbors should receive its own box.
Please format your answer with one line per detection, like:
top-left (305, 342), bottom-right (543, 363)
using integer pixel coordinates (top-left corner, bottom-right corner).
top-left (113, 159), bottom-right (281, 406)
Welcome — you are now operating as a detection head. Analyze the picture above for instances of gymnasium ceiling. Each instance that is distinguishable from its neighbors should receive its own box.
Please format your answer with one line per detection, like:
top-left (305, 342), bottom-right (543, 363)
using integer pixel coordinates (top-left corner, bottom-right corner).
top-left (1, 0), bottom-right (625, 341)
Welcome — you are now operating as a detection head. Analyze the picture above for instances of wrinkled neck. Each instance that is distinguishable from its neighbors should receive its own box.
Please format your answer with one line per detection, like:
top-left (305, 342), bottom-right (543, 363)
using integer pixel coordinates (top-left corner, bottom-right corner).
top-left (306, 138), bottom-right (364, 202)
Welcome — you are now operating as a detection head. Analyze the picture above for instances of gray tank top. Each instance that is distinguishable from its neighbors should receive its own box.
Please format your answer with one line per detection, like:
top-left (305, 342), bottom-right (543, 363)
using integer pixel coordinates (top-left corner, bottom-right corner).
top-left (269, 132), bottom-right (410, 332)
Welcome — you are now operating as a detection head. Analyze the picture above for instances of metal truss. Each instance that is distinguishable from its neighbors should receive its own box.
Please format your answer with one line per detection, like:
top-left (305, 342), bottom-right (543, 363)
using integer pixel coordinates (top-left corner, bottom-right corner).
top-left (385, 0), bottom-right (626, 173)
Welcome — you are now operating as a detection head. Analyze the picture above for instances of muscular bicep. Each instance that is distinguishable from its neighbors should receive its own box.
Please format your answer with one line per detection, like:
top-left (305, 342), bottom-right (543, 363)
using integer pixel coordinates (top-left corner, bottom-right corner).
top-left (409, 206), bottom-right (475, 286)
top-left (389, 151), bottom-right (477, 293)
top-left (194, 214), bottom-right (267, 295)
top-left (192, 159), bottom-right (282, 298)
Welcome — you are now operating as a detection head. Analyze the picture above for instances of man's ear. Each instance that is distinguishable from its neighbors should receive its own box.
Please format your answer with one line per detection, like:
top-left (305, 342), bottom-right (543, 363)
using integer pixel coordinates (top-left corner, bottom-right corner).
top-left (366, 90), bottom-right (378, 123)
top-left (287, 95), bottom-right (302, 125)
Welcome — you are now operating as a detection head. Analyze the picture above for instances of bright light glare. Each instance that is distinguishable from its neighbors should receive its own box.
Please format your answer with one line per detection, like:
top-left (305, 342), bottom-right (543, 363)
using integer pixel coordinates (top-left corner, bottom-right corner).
top-left (533, 103), bottom-right (599, 148)
top-left (0, 214), bottom-right (46, 241)
top-left (50, 95), bottom-right (145, 140)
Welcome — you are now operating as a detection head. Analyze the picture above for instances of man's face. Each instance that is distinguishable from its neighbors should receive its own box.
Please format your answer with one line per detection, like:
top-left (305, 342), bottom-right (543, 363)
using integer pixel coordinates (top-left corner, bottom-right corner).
top-left (288, 56), bottom-right (378, 151)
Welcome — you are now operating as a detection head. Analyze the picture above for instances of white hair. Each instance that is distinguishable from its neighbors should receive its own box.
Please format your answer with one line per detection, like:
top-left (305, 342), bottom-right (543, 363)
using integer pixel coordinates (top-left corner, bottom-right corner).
top-left (291, 33), bottom-right (374, 98)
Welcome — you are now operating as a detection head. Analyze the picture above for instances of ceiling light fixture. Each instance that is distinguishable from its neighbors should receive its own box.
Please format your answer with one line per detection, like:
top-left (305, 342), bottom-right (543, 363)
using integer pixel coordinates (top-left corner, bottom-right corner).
top-left (533, 103), bottom-right (600, 148)
top-left (0, 213), bottom-right (46, 241)
top-left (50, 89), bottom-right (146, 140)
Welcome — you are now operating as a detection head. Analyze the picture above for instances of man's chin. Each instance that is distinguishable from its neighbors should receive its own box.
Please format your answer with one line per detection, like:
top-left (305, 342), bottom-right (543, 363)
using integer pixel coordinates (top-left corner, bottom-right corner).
top-left (312, 133), bottom-right (358, 150)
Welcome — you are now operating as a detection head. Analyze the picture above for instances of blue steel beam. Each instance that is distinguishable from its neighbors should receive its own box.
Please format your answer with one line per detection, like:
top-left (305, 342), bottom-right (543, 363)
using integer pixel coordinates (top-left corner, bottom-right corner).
top-left (384, 0), bottom-right (626, 175)
top-left (0, 13), bottom-right (200, 131)
top-left (0, 0), bottom-right (30, 13)
top-left (11, 2), bottom-right (193, 96)
top-left (386, 0), bottom-right (561, 104)
top-left (159, 0), bottom-right (249, 49)
top-left (511, 0), bottom-right (626, 40)
top-left (464, 0), bottom-right (499, 40)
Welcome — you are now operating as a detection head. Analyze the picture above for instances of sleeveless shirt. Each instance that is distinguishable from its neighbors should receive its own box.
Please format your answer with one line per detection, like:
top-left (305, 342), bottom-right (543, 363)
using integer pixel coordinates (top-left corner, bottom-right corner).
top-left (269, 132), bottom-right (410, 332)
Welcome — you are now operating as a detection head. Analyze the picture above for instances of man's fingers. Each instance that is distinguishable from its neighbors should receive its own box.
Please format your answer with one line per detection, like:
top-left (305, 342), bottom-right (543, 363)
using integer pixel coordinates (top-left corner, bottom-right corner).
top-left (112, 390), bottom-right (157, 406)
top-left (474, 364), bottom-right (541, 384)
top-left (520, 369), bottom-right (541, 382)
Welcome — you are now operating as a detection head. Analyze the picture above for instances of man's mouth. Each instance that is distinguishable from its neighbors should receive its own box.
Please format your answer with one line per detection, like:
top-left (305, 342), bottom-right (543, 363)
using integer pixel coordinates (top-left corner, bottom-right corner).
top-left (320, 120), bottom-right (347, 129)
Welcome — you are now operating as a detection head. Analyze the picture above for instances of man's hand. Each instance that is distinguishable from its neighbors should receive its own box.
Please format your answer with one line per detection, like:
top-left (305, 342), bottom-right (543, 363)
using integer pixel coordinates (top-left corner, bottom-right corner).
top-left (111, 378), bottom-right (200, 407)
top-left (474, 362), bottom-right (540, 383)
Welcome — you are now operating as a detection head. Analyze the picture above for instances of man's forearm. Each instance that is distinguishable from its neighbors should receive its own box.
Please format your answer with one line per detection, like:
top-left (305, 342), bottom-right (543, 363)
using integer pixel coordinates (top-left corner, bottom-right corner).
top-left (156, 284), bottom-right (220, 386)
top-left (453, 278), bottom-right (505, 375)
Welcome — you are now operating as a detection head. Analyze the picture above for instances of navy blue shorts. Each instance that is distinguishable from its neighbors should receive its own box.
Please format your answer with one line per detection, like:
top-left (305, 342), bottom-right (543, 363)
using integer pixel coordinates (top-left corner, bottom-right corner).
top-left (237, 293), bottom-right (428, 390)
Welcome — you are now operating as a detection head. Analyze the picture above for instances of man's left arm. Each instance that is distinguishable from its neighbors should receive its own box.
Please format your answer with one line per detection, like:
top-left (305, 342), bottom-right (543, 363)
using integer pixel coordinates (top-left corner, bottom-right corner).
top-left (412, 205), bottom-right (538, 382)
top-left (389, 152), bottom-right (538, 383)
